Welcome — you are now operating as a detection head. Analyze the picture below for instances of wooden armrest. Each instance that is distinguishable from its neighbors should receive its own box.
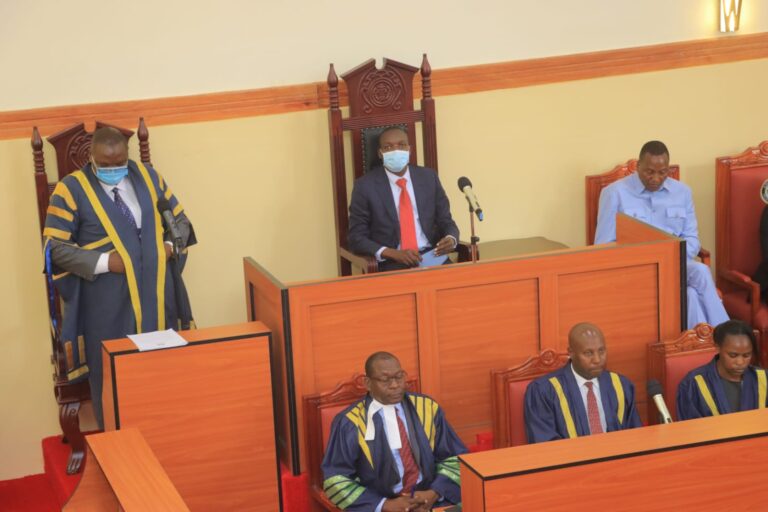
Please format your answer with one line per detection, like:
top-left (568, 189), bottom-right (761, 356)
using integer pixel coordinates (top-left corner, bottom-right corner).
top-left (339, 247), bottom-right (378, 274)
top-left (721, 269), bottom-right (760, 319)
top-left (697, 248), bottom-right (711, 267)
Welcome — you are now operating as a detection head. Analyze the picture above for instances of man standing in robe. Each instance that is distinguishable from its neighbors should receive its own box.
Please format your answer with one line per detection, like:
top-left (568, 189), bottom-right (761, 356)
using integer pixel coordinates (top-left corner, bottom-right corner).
top-left (524, 323), bottom-right (642, 443)
top-left (43, 127), bottom-right (195, 427)
top-left (677, 320), bottom-right (767, 420)
top-left (594, 140), bottom-right (728, 328)
top-left (347, 127), bottom-right (459, 271)
top-left (322, 352), bottom-right (466, 511)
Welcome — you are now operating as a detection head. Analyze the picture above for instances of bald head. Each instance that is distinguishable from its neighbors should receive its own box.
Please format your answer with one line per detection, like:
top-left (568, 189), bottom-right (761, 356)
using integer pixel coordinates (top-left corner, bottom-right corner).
top-left (568, 322), bottom-right (607, 379)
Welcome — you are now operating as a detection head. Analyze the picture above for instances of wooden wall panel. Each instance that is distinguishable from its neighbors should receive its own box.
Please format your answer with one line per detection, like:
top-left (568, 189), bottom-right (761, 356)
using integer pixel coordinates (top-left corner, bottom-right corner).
top-left (435, 279), bottom-right (540, 441)
top-left (557, 264), bottom-right (660, 419)
top-left (246, 216), bottom-right (683, 473)
top-left (308, 294), bottom-right (420, 391)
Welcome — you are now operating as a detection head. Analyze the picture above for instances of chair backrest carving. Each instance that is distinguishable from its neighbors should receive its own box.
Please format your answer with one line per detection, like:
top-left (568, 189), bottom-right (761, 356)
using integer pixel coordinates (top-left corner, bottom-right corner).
top-left (585, 159), bottom-right (680, 245)
top-left (647, 323), bottom-right (716, 423)
top-left (715, 141), bottom-right (768, 279)
top-left (490, 349), bottom-right (570, 448)
top-left (328, 55), bottom-right (438, 275)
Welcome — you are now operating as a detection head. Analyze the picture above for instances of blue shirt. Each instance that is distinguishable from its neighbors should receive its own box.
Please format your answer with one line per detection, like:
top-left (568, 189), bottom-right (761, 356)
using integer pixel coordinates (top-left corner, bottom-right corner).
top-left (594, 172), bottom-right (700, 260)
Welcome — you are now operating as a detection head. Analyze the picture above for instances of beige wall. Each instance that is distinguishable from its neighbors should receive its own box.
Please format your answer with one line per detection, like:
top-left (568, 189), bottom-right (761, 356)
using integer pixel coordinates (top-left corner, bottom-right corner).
top-left (1, 0), bottom-right (767, 110)
top-left (2, 56), bottom-right (767, 479)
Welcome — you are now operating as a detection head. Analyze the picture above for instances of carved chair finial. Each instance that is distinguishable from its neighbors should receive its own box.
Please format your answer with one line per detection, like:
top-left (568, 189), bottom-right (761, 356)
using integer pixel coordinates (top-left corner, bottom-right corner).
top-left (327, 64), bottom-right (340, 109)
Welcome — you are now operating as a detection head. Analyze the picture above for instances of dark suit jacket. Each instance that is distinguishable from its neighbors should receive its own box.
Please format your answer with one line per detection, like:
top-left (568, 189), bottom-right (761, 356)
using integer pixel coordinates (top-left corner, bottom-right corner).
top-left (347, 165), bottom-right (459, 257)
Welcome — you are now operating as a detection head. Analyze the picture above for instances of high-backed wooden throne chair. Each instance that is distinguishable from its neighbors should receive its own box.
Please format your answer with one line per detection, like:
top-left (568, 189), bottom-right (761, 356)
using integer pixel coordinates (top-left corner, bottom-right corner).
top-left (715, 140), bottom-right (768, 367)
top-left (303, 373), bottom-right (419, 511)
top-left (30, 118), bottom-right (151, 474)
top-left (327, 55), bottom-right (468, 276)
top-left (490, 348), bottom-right (570, 448)
top-left (585, 158), bottom-right (711, 266)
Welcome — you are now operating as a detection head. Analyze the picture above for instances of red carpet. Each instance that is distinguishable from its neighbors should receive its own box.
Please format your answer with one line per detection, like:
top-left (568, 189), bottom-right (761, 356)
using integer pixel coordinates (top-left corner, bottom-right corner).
top-left (0, 475), bottom-right (59, 512)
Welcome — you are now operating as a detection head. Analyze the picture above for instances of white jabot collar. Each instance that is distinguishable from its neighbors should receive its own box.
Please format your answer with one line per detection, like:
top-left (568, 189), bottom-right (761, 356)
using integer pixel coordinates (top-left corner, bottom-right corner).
top-left (365, 398), bottom-right (402, 449)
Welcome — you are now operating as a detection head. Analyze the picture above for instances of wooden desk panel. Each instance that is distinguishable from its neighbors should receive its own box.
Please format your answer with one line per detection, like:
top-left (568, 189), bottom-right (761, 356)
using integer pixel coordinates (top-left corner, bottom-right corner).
top-left (64, 429), bottom-right (189, 511)
top-left (460, 409), bottom-right (768, 511)
top-left (246, 215), bottom-right (684, 473)
top-left (101, 322), bottom-right (281, 511)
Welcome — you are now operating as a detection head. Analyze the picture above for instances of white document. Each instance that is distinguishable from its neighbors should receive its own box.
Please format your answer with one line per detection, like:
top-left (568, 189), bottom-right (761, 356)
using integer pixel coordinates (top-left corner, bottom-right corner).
top-left (419, 251), bottom-right (449, 267)
top-left (128, 329), bottom-right (188, 352)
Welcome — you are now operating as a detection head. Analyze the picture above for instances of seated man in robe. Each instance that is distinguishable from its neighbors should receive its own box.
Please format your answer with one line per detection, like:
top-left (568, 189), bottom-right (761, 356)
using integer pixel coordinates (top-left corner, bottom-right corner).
top-left (43, 127), bottom-right (195, 427)
top-left (524, 323), bottom-right (642, 443)
top-left (677, 319), bottom-right (767, 419)
top-left (594, 140), bottom-right (728, 328)
top-left (347, 127), bottom-right (459, 271)
top-left (752, 192), bottom-right (768, 302)
top-left (322, 352), bottom-right (466, 511)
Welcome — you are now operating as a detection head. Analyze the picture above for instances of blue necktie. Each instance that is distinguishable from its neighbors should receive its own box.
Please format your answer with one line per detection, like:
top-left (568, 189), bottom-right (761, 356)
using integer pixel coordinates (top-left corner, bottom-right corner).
top-left (112, 187), bottom-right (138, 233)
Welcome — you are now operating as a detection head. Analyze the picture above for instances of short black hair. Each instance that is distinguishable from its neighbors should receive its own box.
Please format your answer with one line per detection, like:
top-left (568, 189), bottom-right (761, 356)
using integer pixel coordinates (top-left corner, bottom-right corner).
top-left (639, 140), bottom-right (669, 161)
top-left (377, 126), bottom-right (408, 148)
top-left (365, 351), bottom-right (398, 376)
top-left (92, 126), bottom-right (128, 148)
top-left (713, 319), bottom-right (756, 349)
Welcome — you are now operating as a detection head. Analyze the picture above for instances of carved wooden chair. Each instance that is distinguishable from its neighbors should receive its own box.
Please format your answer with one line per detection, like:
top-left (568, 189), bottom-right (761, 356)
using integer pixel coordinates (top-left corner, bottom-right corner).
top-left (31, 118), bottom-right (151, 474)
top-left (327, 55), bottom-right (469, 276)
top-left (715, 141), bottom-right (768, 367)
top-left (303, 373), bottom-right (419, 511)
top-left (647, 323), bottom-right (717, 423)
top-left (584, 158), bottom-right (711, 266)
top-left (490, 349), bottom-right (570, 448)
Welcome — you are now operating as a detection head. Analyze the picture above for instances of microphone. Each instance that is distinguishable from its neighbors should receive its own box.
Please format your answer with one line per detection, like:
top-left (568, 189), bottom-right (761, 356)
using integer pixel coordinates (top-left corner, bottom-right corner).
top-left (647, 379), bottom-right (673, 424)
top-left (457, 177), bottom-right (484, 221)
top-left (157, 198), bottom-right (183, 257)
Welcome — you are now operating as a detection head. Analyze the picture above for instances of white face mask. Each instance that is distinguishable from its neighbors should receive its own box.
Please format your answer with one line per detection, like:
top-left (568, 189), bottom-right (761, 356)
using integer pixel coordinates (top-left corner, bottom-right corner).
top-left (382, 150), bottom-right (409, 173)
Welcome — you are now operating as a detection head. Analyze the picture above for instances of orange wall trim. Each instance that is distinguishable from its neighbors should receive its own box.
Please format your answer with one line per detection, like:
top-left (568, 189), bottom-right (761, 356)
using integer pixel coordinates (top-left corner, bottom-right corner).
top-left (2, 32), bottom-right (767, 140)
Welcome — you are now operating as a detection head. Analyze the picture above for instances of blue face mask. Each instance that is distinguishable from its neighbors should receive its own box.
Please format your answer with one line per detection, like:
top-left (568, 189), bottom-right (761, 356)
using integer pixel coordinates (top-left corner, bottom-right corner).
top-left (94, 164), bottom-right (129, 186)
top-left (382, 150), bottom-right (409, 173)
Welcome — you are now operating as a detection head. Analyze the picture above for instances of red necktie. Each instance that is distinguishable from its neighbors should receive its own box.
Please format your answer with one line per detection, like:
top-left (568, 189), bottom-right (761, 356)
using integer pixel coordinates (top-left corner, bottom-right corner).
top-left (396, 178), bottom-right (418, 251)
top-left (585, 382), bottom-right (603, 434)
top-left (396, 414), bottom-right (419, 492)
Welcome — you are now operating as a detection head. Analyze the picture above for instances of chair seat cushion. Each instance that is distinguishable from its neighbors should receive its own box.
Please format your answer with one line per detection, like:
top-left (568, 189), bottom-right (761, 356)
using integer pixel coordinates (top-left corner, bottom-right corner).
top-left (507, 379), bottom-right (533, 446)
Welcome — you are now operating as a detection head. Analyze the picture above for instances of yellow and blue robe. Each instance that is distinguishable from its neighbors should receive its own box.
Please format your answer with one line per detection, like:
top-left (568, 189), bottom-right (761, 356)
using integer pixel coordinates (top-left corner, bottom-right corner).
top-left (676, 356), bottom-right (768, 420)
top-left (524, 362), bottom-right (642, 443)
top-left (321, 392), bottom-right (466, 511)
top-left (43, 160), bottom-right (195, 424)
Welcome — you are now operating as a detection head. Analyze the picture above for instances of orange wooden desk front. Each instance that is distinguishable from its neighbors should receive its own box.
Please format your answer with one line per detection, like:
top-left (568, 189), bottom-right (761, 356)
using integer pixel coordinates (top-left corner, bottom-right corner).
top-left (101, 322), bottom-right (281, 511)
top-left (459, 409), bottom-right (768, 511)
top-left (245, 215), bottom-right (684, 473)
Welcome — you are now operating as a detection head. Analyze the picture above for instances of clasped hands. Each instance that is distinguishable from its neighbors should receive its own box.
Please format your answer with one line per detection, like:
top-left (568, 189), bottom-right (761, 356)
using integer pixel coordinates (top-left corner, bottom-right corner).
top-left (382, 236), bottom-right (455, 267)
top-left (382, 489), bottom-right (439, 512)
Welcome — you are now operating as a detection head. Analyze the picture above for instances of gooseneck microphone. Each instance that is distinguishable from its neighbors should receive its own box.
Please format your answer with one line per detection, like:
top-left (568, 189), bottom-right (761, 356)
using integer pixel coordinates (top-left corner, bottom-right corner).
top-left (457, 177), bottom-right (484, 221)
top-left (647, 379), bottom-right (673, 424)
top-left (157, 198), bottom-right (183, 257)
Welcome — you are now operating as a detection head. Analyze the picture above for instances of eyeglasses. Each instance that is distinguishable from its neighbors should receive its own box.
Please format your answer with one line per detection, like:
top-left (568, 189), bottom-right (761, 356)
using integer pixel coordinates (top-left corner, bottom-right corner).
top-left (380, 142), bottom-right (410, 152)
top-left (368, 370), bottom-right (407, 385)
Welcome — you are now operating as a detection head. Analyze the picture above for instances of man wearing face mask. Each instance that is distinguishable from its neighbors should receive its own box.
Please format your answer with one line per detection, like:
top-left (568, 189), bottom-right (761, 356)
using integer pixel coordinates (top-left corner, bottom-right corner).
top-left (348, 127), bottom-right (459, 271)
top-left (524, 323), bottom-right (642, 443)
top-left (43, 126), bottom-right (196, 427)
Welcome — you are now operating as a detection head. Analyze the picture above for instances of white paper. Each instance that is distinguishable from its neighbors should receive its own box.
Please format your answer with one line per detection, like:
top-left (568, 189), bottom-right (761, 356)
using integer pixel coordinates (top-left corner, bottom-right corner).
top-left (419, 250), bottom-right (448, 267)
top-left (128, 329), bottom-right (188, 352)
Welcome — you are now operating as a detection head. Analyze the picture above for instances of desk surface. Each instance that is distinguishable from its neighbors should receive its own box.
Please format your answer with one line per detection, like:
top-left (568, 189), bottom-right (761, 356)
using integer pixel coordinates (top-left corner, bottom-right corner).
top-left (460, 408), bottom-right (768, 479)
top-left (476, 237), bottom-right (568, 261)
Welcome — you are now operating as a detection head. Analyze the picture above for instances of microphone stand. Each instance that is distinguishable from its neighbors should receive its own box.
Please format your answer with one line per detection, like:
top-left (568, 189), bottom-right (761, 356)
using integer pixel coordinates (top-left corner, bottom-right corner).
top-left (468, 204), bottom-right (479, 263)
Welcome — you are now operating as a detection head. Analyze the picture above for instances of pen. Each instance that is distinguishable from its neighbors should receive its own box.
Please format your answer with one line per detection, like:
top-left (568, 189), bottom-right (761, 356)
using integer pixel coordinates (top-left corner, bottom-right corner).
top-left (410, 485), bottom-right (416, 498)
